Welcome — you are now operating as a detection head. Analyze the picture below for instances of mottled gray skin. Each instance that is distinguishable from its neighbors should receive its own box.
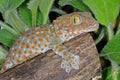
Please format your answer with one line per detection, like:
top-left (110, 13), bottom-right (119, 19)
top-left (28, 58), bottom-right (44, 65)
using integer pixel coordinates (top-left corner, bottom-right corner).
top-left (1, 12), bottom-right (99, 73)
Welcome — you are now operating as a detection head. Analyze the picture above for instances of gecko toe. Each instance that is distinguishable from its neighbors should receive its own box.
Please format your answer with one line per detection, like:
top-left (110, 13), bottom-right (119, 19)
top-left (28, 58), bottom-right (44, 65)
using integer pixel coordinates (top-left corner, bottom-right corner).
top-left (61, 53), bottom-right (80, 73)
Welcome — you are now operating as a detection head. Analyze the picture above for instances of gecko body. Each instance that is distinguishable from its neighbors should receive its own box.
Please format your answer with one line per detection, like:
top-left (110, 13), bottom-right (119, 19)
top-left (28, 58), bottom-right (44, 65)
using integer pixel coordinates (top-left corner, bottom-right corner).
top-left (0, 12), bottom-right (99, 73)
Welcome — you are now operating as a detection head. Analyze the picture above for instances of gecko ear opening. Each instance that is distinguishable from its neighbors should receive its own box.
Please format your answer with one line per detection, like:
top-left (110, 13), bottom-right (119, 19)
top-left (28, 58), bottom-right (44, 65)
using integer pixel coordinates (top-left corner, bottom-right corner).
top-left (71, 14), bottom-right (81, 25)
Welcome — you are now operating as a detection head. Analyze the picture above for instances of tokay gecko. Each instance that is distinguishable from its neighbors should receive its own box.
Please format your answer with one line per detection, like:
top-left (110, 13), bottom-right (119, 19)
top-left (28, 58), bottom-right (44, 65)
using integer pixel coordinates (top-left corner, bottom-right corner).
top-left (0, 12), bottom-right (99, 73)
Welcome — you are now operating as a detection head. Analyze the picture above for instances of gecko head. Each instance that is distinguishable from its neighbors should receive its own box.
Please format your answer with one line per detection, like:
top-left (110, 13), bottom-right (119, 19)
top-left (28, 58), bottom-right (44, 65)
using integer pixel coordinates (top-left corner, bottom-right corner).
top-left (53, 12), bottom-right (99, 40)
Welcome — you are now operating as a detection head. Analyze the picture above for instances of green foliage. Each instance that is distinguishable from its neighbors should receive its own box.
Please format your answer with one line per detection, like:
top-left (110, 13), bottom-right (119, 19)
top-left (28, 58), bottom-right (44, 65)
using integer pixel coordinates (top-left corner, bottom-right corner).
top-left (0, 46), bottom-right (7, 68)
top-left (83, 0), bottom-right (120, 27)
top-left (0, 0), bottom-right (25, 14)
top-left (59, 0), bottom-right (90, 11)
top-left (0, 29), bottom-right (17, 47)
top-left (27, 0), bottom-right (41, 27)
top-left (19, 3), bottom-right (32, 27)
top-left (102, 67), bottom-right (120, 80)
top-left (101, 32), bottom-right (120, 64)
top-left (39, 0), bottom-right (54, 24)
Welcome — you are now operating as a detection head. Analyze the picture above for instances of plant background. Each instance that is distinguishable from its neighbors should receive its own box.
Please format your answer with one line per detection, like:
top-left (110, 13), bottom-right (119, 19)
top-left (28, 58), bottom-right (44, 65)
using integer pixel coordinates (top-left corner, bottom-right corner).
top-left (0, 0), bottom-right (120, 80)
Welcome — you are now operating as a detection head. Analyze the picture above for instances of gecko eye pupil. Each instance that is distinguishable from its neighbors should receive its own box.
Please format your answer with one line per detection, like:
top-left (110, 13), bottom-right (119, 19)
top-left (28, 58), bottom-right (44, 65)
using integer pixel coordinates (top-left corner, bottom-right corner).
top-left (71, 14), bottom-right (80, 25)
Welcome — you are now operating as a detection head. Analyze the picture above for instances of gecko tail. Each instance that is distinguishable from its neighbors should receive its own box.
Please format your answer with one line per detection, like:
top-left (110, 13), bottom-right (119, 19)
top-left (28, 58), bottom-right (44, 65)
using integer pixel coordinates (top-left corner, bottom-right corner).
top-left (0, 59), bottom-right (13, 73)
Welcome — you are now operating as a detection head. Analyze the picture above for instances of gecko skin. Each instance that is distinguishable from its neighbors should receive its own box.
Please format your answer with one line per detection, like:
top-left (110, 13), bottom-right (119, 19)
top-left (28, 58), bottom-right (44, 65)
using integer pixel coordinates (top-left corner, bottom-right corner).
top-left (0, 12), bottom-right (99, 73)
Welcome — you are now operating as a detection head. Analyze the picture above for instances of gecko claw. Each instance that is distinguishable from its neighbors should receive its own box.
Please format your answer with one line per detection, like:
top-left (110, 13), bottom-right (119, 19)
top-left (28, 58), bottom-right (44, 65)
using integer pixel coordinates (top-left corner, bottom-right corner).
top-left (61, 53), bottom-right (80, 73)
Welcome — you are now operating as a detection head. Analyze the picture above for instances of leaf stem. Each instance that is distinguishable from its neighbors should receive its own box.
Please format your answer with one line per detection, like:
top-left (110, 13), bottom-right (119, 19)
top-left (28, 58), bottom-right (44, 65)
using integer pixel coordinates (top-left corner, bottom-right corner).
top-left (107, 23), bottom-right (114, 40)
top-left (95, 27), bottom-right (105, 44)
top-left (0, 21), bottom-right (18, 35)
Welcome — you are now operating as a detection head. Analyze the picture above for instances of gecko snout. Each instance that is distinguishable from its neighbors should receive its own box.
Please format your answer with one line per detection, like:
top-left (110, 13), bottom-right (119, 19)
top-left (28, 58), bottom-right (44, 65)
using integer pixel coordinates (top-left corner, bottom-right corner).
top-left (92, 21), bottom-right (99, 30)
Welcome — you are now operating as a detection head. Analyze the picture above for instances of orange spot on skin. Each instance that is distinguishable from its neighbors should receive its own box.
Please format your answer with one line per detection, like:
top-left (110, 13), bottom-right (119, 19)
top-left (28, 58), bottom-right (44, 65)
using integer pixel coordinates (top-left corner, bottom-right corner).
top-left (66, 21), bottom-right (70, 25)
top-left (45, 28), bottom-right (48, 32)
top-left (66, 25), bottom-right (70, 28)
top-left (38, 44), bottom-right (41, 48)
top-left (60, 23), bottom-right (65, 27)
top-left (28, 50), bottom-right (32, 54)
top-left (82, 22), bottom-right (87, 25)
top-left (39, 38), bottom-right (43, 42)
top-left (63, 52), bottom-right (68, 56)
top-left (17, 39), bottom-right (20, 44)
top-left (37, 34), bottom-right (42, 36)
top-left (78, 31), bottom-right (81, 34)
top-left (26, 34), bottom-right (30, 38)
top-left (32, 30), bottom-right (35, 34)
top-left (64, 34), bottom-right (67, 37)
top-left (37, 27), bottom-right (42, 31)
top-left (72, 28), bottom-right (75, 34)
top-left (21, 42), bottom-right (25, 48)
top-left (41, 48), bottom-right (44, 51)
top-left (32, 46), bottom-right (35, 49)
top-left (53, 22), bottom-right (58, 26)
top-left (59, 47), bottom-right (65, 52)
top-left (66, 30), bottom-right (70, 33)
top-left (16, 59), bottom-right (20, 63)
top-left (2, 66), bottom-right (7, 71)
top-left (50, 28), bottom-right (54, 32)
top-left (26, 43), bottom-right (30, 48)
top-left (22, 55), bottom-right (27, 60)
top-left (18, 50), bottom-right (22, 54)
top-left (36, 48), bottom-right (39, 50)
top-left (44, 44), bottom-right (48, 47)
top-left (56, 17), bottom-right (60, 20)
top-left (88, 19), bottom-right (93, 23)
top-left (34, 40), bottom-right (37, 45)
top-left (49, 34), bottom-right (53, 37)
top-left (13, 49), bottom-right (17, 53)
top-left (82, 17), bottom-right (86, 20)
top-left (32, 37), bottom-right (35, 40)
top-left (65, 17), bottom-right (70, 20)
top-left (58, 31), bottom-right (63, 35)
top-left (46, 38), bottom-right (49, 42)
top-left (6, 61), bottom-right (11, 64)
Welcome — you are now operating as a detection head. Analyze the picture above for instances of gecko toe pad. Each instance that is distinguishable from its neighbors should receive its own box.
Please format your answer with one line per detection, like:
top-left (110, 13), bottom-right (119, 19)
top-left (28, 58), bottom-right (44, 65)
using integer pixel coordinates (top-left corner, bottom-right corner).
top-left (61, 53), bottom-right (80, 73)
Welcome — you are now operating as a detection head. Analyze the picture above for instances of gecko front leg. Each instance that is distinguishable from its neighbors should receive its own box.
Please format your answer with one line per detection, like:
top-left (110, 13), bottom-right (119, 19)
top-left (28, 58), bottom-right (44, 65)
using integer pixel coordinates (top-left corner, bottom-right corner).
top-left (50, 37), bottom-right (80, 73)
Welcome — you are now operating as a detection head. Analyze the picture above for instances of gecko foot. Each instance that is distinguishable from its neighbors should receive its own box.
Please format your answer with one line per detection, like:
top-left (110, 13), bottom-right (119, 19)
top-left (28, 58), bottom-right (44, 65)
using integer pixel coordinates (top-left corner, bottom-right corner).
top-left (61, 53), bottom-right (80, 73)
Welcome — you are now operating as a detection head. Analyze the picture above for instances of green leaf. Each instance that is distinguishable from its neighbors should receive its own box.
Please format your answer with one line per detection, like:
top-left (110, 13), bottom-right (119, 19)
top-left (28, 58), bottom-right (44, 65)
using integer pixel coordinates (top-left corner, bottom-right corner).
top-left (0, 46), bottom-right (7, 68)
top-left (18, 3), bottom-right (32, 27)
top-left (59, 0), bottom-right (90, 11)
top-left (0, 29), bottom-right (17, 47)
top-left (0, 0), bottom-right (5, 13)
top-left (101, 32), bottom-right (120, 64)
top-left (51, 6), bottom-right (66, 15)
top-left (5, 11), bottom-right (28, 35)
top-left (27, 0), bottom-right (41, 27)
top-left (0, 21), bottom-right (18, 36)
top-left (39, 0), bottom-right (54, 24)
top-left (83, 0), bottom-right (120, 27)
top-left (0, 0), bottom-right (25, 13)
top-left (36, 10), bottom-right (43, 26)
top-left (5, 0), bottom-right (25, 10)
top-left (102, 67), bottom-right (120, 80)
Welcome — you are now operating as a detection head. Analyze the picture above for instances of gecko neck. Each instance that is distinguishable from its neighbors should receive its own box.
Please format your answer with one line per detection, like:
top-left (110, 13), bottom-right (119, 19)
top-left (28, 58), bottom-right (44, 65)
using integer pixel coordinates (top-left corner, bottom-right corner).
top-left (52, 21), bottom-right (76, 43)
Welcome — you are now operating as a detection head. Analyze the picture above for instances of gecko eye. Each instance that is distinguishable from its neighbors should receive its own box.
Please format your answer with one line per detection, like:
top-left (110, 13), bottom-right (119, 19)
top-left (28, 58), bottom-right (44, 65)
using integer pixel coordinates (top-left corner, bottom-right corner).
top-left (71, 14), bottom-right (80, 25)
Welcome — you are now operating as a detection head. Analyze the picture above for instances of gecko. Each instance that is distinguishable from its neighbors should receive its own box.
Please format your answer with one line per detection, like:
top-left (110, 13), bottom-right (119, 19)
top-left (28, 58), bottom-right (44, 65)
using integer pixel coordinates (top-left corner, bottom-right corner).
top-left (0, 12), bottom-right (99, 73)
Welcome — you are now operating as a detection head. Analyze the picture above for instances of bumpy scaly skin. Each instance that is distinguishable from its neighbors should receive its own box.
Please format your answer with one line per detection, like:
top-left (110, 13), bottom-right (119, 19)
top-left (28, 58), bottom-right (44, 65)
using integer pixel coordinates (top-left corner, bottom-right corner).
top-left (0, 12), bottom-right (99, 73)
